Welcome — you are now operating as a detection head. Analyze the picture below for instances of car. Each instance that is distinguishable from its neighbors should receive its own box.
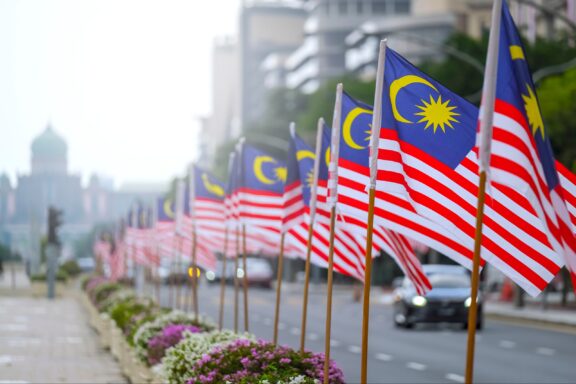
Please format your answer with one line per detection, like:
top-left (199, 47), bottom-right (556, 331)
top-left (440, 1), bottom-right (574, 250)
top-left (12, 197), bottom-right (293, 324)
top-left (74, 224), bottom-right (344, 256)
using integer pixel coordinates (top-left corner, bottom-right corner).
top-left (76, 257), bottom-right (95, 272)
top-left (393, 264), bottom-right (483, 330)
top-left (241, 258), bottom-right (274, 288)
top-left (206, 258), bottom-right (274, 288)
top-left (205, 260), bottom-right (235, 283)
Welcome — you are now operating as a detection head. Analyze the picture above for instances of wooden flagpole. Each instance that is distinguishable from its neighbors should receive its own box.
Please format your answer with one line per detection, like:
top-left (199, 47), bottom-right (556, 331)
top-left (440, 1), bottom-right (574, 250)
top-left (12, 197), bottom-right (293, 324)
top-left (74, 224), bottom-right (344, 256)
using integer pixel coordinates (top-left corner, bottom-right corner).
top-left (323, 83), bottom-right (343, 384)
top-left (323, 207), bottom-right (337, 384)
top-left (466, 1), bottom-right (502, 383)
top-left (174, 180), bottom-right (185, 310)
top-left (191, 230), bottom-right (199, 319)
top-left (221, 152), bottom-right (236, 330)
top-left (234, 225), bottom-right (240, 333)
top-left (218, 228), bottom-right (229, 330)
top-left (273, 232), bottom-right (286, 345)
top-left (242, 224), bottom-right (250, 332)
top-left (299, 117), bottom-right (324, 353)
top-left (188, 164), bottom-right (199, 321)
top-left (360, 39), bottom-right (387, 384)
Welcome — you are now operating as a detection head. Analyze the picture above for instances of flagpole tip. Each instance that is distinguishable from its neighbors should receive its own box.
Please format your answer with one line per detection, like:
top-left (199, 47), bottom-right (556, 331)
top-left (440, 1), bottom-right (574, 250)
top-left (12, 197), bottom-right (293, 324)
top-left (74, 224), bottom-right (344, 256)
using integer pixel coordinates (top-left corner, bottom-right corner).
top-left (289, 122), bottom-right (296, 137)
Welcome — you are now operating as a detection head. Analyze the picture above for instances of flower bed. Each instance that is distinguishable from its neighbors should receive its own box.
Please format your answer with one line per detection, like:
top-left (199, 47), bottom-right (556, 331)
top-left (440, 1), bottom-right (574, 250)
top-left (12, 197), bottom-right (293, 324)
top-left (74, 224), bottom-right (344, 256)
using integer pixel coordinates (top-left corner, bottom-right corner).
top-left (81, 274), bottom-right (345, 384)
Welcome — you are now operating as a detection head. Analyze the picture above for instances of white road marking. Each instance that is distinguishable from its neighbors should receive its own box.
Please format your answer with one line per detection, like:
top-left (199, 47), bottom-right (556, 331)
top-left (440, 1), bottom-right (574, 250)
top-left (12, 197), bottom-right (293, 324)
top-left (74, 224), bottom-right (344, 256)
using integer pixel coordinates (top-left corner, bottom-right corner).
top-left (308, 333), bottom-right (319, 341)
top-left (374, 353), bottom-right (393, 362)
top-left (0, 355), bottom-right (12, 366)
top-left (330, 339), bottom-right (341, 348)
top-left (536, 347), bottom-right (556, 356)
top-left (499, 340), bottom-right (516, 349)
top-left (445, 373), bottom-right (465, 383)
top-left (348, 345), bottom-right (361, 354)
top-left (406, 362), bottom-right (427, 371)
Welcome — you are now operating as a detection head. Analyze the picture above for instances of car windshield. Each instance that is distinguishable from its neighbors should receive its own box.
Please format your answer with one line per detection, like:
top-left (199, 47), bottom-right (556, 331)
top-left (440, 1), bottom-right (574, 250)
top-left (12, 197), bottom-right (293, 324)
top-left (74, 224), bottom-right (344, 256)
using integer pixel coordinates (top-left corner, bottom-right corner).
top-left (429, 274), bottom-right (470, 289)
top-left (246, 259), bottom-right (271, 273)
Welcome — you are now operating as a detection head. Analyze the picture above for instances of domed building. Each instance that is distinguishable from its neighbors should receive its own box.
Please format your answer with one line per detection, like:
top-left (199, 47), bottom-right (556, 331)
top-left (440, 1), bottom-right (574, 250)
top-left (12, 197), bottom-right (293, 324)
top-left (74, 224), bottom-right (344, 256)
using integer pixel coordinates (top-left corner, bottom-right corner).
top-left (0, 124), bottom-right (162, 273)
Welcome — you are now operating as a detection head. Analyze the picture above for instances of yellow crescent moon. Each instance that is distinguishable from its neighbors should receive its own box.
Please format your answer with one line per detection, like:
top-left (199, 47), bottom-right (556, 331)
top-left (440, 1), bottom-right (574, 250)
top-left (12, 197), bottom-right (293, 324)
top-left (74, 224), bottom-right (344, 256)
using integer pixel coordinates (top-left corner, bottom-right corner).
top-left (253, 156), bottom-right (276, 185)
top-left (163, 198), bottom-right (175, 219)
top-left (296, 150), bottom-right (315, 161)
top-left (202, 173), bottom-right (224, 197)
top-left (390, 75), bottom-right (438, 123)
top-left (325, 147), bottom-right (331, 169)
top-left (343, 107), bottom-right (372, 150)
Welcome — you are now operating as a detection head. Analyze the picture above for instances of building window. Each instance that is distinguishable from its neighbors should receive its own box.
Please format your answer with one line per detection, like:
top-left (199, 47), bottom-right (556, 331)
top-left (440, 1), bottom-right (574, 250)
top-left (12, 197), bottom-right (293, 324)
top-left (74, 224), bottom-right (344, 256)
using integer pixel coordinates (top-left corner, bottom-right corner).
top-left (338, 0), bottom-right (348, 15)
top-left (394, 0), bottom-right (410, 14)
top-left (372, 0), bottom-right (388, 14)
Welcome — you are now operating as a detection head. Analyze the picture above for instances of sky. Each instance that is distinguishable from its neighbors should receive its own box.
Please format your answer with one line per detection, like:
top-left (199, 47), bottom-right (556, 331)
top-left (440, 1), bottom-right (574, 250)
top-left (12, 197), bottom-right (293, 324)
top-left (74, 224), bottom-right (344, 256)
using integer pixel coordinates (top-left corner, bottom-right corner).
top-left (0, 0), bottom-right (239, 189)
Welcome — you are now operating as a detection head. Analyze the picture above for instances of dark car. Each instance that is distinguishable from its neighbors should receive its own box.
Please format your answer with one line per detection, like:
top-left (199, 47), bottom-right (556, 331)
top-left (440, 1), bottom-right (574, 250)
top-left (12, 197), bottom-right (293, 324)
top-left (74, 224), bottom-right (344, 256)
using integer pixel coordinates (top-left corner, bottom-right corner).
top-left (393, 264), bottom-right (483, 330)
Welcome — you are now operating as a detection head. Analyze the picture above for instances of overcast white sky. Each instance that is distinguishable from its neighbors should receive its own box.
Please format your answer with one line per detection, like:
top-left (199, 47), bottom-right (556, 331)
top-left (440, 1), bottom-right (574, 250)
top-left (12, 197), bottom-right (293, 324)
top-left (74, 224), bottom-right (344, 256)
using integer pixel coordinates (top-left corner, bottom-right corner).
top-left (0, 0), bottom-right (239, 188)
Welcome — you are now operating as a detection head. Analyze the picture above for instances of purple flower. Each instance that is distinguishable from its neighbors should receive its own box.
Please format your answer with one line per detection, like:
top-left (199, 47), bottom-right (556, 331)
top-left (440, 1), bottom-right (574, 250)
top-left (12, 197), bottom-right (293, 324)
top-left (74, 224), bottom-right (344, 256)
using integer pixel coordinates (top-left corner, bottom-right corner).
top-left (147, 324), bottom-right (201, 365)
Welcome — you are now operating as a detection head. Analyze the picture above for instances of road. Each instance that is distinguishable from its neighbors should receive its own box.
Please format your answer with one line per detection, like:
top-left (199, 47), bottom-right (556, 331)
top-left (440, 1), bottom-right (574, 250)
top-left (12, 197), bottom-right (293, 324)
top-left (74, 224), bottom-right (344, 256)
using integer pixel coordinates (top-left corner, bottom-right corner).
top-left (158, 282), bottom-right (576, 384)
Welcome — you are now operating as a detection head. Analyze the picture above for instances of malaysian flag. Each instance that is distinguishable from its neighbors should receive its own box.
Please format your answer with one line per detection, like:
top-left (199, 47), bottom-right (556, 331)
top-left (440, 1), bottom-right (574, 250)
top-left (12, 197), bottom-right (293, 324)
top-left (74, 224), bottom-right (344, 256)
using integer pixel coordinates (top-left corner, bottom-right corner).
top-left (477, 1), bottom-right (576, 294)
top-left (283, 127), bottom-right (368, 280)
top-left (326, 89), bottom-right (431, 293)
top-left (556, 162), bottom-right (576, 288)
top-left (229, 143), bottom-right (290, 255)
top-left (370, 43), bottom-right (564, 296)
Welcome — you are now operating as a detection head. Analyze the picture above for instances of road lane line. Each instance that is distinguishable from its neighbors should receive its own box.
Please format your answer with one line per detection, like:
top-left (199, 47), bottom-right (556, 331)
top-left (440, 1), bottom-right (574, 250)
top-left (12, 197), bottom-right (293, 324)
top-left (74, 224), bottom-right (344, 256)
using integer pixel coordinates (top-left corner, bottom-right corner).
top-left (347, 345), bottom-right (361, 354)
top-left (446, 373), bottom-right (465, 383)
top-left (406, 362), bottom-right (427, 371)
top-left (499, 340), bottom-right (516, 349)
top-left (374, 353), bottom-right (393, 362)
top-left (308, 333), bottom-right (319, 341)
top-left (330, 339), bottom-right (341, 348)
top-left (536, 347), bottom-right (556, 356)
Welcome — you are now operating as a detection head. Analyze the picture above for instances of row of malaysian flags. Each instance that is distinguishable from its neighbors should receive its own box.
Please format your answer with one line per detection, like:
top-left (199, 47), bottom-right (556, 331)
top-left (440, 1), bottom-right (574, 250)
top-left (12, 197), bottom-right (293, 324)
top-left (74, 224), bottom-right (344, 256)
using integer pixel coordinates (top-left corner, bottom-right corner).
top-left (92, 0), bottom-right (576, 301)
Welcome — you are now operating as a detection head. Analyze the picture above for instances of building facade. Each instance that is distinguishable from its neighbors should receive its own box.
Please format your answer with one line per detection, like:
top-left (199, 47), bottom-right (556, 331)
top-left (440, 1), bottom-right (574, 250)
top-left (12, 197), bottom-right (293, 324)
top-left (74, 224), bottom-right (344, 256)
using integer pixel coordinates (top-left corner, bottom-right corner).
top-left (0, 125), bottom-right (162, 271)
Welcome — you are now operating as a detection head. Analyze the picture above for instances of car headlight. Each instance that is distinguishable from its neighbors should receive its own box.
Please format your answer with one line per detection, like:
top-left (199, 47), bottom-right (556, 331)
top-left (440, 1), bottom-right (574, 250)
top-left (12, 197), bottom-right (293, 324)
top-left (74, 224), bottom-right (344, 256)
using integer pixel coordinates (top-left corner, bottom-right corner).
top-left (205, 271), bottom-right (216, 281)
top-left (464, 297), bottom-right (479, 307)
top-left (411, 295), bottom-right (427, 307)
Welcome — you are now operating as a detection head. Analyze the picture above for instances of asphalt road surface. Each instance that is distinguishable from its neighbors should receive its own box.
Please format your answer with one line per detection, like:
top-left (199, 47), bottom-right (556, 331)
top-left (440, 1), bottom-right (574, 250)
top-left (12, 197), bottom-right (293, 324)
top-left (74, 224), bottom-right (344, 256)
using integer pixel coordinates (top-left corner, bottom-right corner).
top-left (157, 282), bottom-right (576, 384)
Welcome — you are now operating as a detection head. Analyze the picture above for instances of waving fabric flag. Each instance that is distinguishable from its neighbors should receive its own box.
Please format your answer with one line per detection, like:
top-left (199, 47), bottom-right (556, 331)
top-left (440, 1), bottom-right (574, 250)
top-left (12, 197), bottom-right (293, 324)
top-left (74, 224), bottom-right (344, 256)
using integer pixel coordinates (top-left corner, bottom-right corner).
top-left (477, 2), bottom-right (576, 292)
top-left (283, 129), bottom-right (367, 281)
top-left (373, 45), bottom-right (563, 296)
top-left (226, 145), bottom-right (285, 255)
top-left (556, 162), bottom-right (576, 288)
top-left (328, 91), bottom-right (431, 293)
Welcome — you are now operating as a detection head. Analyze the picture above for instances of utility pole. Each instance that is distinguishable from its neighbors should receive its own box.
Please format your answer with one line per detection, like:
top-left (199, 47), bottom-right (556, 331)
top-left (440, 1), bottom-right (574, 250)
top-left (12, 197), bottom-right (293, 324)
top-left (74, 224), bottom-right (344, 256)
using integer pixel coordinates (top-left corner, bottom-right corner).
top-left (46, 206), bottom-right (63, 299)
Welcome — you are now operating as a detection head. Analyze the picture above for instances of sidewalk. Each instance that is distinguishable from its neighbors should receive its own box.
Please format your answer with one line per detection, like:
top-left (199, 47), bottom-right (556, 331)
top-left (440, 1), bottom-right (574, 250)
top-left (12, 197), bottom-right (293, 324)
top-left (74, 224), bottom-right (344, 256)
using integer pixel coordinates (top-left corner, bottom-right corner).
top-left (0, 293), bottom-right (126, 383)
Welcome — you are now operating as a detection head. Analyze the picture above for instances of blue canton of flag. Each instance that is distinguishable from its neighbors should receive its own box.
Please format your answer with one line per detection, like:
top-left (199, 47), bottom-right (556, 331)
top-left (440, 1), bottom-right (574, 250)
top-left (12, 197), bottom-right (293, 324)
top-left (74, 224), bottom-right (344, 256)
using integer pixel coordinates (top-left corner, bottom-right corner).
top-left (239, 144), bottom-right (286, 194)
top-left (495, 4), bottom-right (558, 189)
top-left (338, 92), bottom-right (374, 168)
top-left (318, 123), bottom-right (331, 182)
top-left (288, 133), bottom-right (315, 207)
top-left (194, 165), bottom-right (225, 201)
top-left (381, 48), bottom-right (477, 169)
top-left (157, 196), bottom-right (175, 222)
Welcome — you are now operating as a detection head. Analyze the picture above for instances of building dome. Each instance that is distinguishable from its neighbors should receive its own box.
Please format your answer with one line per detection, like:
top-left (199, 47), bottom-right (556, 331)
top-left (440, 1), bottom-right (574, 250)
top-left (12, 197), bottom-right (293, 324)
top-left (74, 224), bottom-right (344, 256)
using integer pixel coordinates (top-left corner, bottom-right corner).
top-left (31, 124), bottom-right (68, 159)
top-left (30, 124), bottom-right (68, 175)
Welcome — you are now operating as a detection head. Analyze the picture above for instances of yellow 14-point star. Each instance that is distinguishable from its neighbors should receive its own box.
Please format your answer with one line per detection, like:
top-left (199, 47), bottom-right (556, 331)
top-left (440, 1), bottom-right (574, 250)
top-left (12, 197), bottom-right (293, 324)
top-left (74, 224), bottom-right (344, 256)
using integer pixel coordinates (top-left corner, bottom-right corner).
top-left (522, 84), bottom-right (545, 139)
top-left (414, 94), bottom-right (460, 133)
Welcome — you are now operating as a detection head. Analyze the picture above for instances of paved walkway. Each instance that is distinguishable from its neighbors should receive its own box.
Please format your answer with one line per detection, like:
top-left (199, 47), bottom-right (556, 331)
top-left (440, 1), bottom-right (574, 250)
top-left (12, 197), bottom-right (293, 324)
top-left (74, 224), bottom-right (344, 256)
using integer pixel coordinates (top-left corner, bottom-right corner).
top-left (0, 295), bottom-right (126, 383)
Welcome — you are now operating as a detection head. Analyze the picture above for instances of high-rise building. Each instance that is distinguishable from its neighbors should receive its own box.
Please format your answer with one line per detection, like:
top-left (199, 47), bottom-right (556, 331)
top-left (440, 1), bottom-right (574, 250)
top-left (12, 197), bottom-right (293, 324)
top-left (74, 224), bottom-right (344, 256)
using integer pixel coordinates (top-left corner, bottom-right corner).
top-left (240, 1), bottom-right (307, 126)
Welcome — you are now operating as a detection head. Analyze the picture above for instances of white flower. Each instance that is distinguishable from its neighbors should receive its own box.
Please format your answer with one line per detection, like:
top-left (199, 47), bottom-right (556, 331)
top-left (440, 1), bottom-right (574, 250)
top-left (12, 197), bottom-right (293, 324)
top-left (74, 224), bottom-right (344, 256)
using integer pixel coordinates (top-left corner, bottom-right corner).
top-left (132, 310), bottom-right (216, 362)
top-left (161, 330), bottom-right (255, 384)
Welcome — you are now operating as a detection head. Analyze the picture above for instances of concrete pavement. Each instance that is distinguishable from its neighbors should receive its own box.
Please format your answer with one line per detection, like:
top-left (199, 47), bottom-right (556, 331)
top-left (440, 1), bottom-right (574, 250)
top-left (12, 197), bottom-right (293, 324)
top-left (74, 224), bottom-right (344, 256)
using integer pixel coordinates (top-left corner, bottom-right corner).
top-left (0, 291), bottom-right (125, 383)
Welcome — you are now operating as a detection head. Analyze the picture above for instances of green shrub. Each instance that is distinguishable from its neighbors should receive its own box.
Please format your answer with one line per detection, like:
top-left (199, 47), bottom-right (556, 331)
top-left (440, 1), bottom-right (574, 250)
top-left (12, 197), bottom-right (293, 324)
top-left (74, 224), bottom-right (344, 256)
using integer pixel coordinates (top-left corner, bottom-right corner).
top-left (92, 282), bottom-right (122, 305)
top-left (30, 269), bottom-right (69, 282)
top-left (60, 259), bottom-right (81, 277)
